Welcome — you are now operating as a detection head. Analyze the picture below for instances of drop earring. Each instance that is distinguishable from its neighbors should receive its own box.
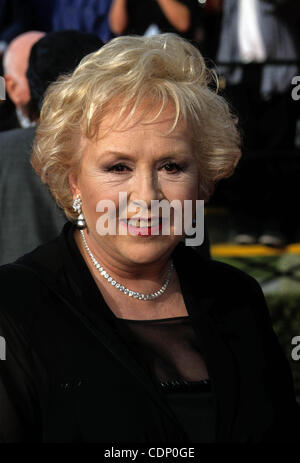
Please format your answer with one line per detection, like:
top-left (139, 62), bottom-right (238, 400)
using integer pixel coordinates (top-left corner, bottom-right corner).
top-left (72, 194), bottom-right (86, 229)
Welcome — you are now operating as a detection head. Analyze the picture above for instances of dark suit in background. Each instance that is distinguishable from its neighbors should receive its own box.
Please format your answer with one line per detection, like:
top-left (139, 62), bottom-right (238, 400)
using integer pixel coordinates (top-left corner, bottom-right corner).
top-left (0, 127), bottom-right (66, 265)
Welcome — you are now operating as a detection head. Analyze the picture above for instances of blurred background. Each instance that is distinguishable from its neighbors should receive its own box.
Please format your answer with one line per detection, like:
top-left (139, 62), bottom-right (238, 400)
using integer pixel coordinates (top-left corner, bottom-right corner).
top-left (0, 0), bottom-right (299, 401)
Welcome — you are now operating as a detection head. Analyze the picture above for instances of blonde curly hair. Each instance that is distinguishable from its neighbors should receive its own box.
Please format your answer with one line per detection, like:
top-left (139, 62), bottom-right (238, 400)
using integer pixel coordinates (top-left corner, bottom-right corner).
top-left (31, 33), bottom-right (241, 221)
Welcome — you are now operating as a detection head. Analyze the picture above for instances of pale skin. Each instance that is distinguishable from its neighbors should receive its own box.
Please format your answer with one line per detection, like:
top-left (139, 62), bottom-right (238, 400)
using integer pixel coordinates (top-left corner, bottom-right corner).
top-left (69, 105), bottom-right (200, 320)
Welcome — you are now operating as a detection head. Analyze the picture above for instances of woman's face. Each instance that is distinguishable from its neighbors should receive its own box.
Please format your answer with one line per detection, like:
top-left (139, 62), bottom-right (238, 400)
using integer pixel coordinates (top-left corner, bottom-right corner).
top-left (70, 104), bottom-right (200, 267)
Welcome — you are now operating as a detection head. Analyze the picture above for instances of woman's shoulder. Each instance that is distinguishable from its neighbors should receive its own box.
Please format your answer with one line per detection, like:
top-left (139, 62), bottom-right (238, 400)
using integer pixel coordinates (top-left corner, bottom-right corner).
top-left (207, 257), bottom-right (262, 295)
top-left (177, 244), bottom-right (270, 331)
top-left (174, 242), bottom-right (270, 327)
top-left (0, 233), bottom-right (63, 283)
top-left (0, 221), bottom-right (73, 280)
top-left (0, 226), bottom-right (69, 327)
top-left (175, 241), bottom-right (262, 297)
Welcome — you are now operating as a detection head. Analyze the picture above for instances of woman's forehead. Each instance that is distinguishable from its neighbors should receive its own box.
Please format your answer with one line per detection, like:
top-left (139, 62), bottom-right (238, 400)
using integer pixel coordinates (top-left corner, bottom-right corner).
top-left (94, 101), bottom-right (188, 137)
top-left (81, 110), bottom-right (193, 163)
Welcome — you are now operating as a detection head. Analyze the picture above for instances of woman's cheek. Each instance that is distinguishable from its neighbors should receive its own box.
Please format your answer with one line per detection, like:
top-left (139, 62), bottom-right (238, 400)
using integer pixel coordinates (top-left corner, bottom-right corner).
top-left (164, 180), bottom-right (198, 201)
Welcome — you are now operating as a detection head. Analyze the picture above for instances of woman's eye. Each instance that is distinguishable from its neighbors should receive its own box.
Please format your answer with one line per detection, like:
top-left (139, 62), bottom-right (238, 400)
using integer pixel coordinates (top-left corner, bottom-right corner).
top-left (106, 162), bottom-right (182, 174)
top-left (107, 164), bottom-right (130, 173)
top-left (162, 162), bottom-right (182, 173)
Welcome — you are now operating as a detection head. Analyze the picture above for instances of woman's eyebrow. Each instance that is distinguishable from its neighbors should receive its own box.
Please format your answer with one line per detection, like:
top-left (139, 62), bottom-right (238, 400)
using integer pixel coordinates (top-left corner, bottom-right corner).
top-left (98, 150), bottom-right (134, 161)
top-left (98, 150), bottom-right (191, 160)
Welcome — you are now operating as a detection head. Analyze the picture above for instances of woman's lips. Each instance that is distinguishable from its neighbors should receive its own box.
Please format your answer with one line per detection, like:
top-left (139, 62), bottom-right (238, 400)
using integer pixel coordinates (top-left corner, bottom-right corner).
top-left (120, 219), bottom-right (163, 236)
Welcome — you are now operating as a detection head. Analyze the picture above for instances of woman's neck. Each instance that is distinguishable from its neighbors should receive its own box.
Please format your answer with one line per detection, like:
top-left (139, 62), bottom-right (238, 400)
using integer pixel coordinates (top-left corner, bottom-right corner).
top-left (74, 228), bottom-right (173, 292)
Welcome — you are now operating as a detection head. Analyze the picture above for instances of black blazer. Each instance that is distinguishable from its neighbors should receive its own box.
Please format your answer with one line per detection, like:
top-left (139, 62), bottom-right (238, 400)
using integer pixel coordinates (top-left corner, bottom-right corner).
top-left (0, 222), bottom-right (299, 442)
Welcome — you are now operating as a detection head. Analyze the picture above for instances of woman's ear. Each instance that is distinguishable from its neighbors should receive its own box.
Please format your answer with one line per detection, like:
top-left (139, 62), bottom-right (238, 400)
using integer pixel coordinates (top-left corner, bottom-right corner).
top-left (69, 173), bottom-right (79, 197)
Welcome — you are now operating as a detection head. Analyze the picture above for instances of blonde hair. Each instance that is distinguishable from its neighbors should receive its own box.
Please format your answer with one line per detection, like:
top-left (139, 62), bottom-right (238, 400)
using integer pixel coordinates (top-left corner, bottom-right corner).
top-left (31, 33), bottom-right (241, 221)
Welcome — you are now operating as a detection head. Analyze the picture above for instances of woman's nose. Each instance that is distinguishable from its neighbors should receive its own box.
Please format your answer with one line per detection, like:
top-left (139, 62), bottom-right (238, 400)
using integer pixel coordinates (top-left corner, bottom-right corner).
top-left (130, 170), bottom-right (162, 207)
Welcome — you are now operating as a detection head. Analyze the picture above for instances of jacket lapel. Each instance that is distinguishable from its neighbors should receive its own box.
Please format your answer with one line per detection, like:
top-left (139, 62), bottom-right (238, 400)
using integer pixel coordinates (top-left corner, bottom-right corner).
top-left (189, 301), bottom-right (239, 442)
top-left (173, 244), bottom-right (239, 442)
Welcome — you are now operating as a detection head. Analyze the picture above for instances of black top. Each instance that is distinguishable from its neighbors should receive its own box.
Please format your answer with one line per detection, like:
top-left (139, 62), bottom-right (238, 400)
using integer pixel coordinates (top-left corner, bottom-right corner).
top-left (115, 315), bottom-right (216, 442)
top-left (0, 222), bottom-right (299, 442)
top-left (115, 316), bottom-right (210, 384)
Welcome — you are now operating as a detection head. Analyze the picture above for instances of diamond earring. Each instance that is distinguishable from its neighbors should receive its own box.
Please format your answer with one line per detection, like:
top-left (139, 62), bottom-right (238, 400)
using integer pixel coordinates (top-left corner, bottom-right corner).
top-left (72, 194), bottom-right (86, 229)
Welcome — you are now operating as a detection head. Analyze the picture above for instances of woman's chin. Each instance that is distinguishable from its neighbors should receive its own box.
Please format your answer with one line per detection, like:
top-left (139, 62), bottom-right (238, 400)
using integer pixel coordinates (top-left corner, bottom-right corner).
top-left (117, 239), bottom-right (176, 265)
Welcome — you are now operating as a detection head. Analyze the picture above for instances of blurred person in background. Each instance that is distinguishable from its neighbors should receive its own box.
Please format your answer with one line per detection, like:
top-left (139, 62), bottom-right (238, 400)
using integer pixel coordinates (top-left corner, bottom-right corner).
top-left (0, 0), bottom-right (53, 131)
top-left (52, 0), bottom-right (114, 43)
top-left (0, 30), bottom-right (103, 266)
top-left (1, 31), bottom-right (45, 132)
top-left (216, 0), bottom-right (300, 247)
top-left (109, 0), bottom-right (199, 39)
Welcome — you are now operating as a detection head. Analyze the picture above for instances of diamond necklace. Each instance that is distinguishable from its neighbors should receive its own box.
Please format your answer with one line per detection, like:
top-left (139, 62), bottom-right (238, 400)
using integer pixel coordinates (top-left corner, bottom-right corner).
top-left (80, 230), bottom-right (174, 301)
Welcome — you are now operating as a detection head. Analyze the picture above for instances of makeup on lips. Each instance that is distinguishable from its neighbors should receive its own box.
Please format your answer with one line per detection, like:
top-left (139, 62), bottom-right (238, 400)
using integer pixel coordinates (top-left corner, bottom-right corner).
top-left (119, 217), bottom-right (164, 236)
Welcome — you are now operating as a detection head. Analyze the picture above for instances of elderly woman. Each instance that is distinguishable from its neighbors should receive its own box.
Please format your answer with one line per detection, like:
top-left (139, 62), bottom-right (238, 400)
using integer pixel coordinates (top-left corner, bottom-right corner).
top-left (0, 34), bottom-right (299, 443)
